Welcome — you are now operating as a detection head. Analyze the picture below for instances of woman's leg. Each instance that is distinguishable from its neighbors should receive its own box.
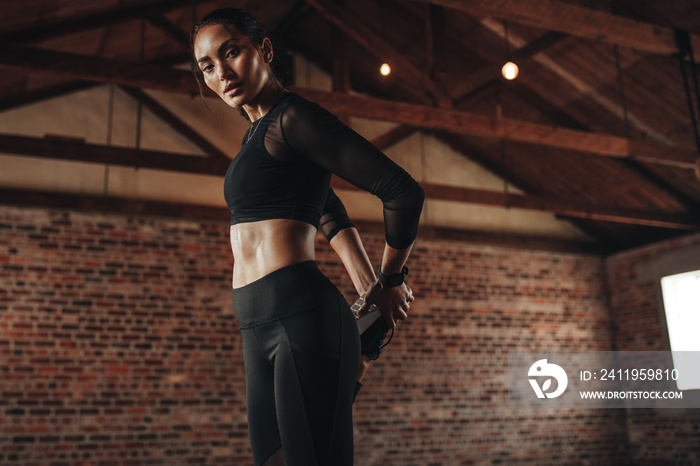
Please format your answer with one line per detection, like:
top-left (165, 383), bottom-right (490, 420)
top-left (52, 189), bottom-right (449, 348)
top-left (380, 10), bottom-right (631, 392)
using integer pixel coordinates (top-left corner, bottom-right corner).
top-left (240, 327), bottom-right (284, 466)
top-left (233, 262), bottom-right (360, 466)
top-left (274, 295), bottom-right (360, 465)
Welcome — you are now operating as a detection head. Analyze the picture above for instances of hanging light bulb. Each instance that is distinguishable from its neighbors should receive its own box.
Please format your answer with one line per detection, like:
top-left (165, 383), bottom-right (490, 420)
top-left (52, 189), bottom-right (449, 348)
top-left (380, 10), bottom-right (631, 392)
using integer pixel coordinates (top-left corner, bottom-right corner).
top-left (501, 22), bottom-right (518, 80)
top-left (502, 61), bottom-right (519, 80)
top-left (380, 63), bottom-right (391, 76)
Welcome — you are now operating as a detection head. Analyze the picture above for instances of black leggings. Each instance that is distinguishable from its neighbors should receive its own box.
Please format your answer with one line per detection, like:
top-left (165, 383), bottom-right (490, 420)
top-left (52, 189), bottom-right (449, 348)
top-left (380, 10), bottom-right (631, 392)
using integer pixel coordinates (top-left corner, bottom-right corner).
top-left (232, 261), bottom-right (360, 466)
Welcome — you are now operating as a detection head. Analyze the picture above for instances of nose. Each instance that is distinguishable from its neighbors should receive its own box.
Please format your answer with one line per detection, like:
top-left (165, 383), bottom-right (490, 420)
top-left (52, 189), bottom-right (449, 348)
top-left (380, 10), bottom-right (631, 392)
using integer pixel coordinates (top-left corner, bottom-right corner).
top-left (217, 62), bottom-right (233, 81)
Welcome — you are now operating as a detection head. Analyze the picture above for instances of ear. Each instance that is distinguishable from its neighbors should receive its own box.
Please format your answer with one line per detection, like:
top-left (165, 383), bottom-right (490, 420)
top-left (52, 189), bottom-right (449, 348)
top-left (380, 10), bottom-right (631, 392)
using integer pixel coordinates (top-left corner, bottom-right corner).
top-left (261, 37), bottom-right (274, 63)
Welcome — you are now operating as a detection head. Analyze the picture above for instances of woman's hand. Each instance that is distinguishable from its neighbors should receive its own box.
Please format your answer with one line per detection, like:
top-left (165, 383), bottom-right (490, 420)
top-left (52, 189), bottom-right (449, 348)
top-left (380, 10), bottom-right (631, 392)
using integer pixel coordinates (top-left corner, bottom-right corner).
top-left (356, 281), bottom-right (414, 328)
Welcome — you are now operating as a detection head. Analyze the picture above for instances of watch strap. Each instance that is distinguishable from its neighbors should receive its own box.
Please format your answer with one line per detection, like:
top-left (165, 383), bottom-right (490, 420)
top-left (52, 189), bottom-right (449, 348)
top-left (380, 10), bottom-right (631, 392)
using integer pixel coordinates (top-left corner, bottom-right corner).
top-left (378, 266), bottom-right (409, 287)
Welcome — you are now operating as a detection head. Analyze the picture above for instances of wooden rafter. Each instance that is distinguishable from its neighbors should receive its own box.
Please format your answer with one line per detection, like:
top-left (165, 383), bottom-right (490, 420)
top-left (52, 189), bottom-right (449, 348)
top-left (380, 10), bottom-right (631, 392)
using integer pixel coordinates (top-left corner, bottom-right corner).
top-left (331, 1), bottom-right (351, 126)
top-left (0, 133), bottom-right (229, 176)
top-left (0, 187), bottom-right (604, 254)
top-left (295, 88), bottom-right (698, 169)
top-left (144, 13), bottom-right (191, 48)
top-left (329, 177), bottom-right (697, 230)
top-left (478, 17), bottom-right (676, 147)
top-left (0, 0), bottom-right (200, 44)
top-left (0, 46), bottom-right (696, 168)
top-left (119, 86), bottom-right (231, 164)
top-left (305, 0), bottom-right (447, 105)
top-left (1, 133), bottom-right (696, 230)
top-left (371, 126), bottom-right (418, 151)
top-left (0, 81), bottom-right (97, 111)
top-left (0, 46), bottom-right (199, 93)
top-left (0, 187), bottom-right (229, 222)
top-left (409, 0), bottom-right (700, 61)
top-left (451, 31), bottom-right (567, 102)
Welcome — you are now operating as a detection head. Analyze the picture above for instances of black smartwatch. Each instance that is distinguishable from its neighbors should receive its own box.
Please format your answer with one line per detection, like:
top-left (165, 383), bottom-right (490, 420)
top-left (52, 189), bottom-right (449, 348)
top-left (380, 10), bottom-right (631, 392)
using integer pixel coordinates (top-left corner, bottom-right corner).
top-left (377, 266), bottom-right (409, 288)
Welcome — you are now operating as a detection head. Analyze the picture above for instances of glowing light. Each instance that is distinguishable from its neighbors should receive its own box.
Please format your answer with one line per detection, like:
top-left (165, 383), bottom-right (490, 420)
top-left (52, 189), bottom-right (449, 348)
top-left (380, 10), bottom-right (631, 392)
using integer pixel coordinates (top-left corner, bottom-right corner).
top-left (501, 61), bottom-right (519, 80)
top-left (380, 63), bottom-right (391, 76)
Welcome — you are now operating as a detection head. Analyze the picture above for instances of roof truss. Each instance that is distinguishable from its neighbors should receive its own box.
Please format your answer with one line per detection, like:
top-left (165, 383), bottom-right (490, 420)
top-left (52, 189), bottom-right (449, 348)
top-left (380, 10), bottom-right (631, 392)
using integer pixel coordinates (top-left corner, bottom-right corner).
top-left (1, 0), bottom-right (699, 250)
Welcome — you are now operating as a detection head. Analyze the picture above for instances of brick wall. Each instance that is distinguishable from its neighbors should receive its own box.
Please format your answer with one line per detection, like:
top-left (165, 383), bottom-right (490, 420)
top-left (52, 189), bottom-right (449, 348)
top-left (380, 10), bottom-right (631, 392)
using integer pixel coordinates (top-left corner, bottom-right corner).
top-left (606, 232), bottom-right (700, 466)
top-left (1, 205), bottom-right (631, 465)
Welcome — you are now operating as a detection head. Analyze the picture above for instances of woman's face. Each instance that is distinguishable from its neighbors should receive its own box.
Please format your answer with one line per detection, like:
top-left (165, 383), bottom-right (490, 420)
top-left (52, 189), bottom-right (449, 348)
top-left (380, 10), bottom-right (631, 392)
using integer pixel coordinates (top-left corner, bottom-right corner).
top-left (193, 23), bottom-right (273, 109)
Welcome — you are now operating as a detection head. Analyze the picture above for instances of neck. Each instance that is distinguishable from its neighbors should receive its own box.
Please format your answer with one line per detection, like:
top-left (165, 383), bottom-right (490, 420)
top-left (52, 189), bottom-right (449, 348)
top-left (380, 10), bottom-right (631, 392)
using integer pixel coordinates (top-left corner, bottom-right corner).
top-left (243, 80), bottom-right (287, 121)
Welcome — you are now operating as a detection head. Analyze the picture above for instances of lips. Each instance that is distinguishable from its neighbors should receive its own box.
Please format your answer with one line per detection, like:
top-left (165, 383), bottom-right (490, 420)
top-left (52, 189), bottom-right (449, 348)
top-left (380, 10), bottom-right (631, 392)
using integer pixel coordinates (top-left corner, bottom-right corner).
top-left (224, 83), bottom-right (242, 97)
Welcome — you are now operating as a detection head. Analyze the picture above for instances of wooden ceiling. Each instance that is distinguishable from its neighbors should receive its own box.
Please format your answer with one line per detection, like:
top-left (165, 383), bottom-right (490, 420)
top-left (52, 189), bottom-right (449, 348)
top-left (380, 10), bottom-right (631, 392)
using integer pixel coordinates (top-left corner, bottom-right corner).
top-left (1, 0), bottom-right (699, 253)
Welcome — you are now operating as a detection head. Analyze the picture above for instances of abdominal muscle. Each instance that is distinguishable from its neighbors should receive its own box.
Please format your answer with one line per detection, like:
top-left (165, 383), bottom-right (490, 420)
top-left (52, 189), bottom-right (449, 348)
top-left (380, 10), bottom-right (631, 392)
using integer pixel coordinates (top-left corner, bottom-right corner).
top-left (230, 219), bottom-right (317, 289)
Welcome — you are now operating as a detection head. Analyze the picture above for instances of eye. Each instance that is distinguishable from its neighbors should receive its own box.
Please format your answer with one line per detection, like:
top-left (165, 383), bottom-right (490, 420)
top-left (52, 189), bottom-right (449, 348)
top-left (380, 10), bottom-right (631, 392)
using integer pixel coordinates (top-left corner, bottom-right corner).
top-left (226, 48), bottom-right (240, 58)
top-left (201, 63), bottom-right (214, 73)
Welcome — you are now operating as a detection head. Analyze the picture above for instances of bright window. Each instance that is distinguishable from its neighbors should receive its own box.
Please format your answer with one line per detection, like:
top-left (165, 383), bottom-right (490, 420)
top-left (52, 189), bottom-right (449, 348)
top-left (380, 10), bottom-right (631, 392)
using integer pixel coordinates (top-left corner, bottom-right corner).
top-left (660, 270), bottom-right (700, 390)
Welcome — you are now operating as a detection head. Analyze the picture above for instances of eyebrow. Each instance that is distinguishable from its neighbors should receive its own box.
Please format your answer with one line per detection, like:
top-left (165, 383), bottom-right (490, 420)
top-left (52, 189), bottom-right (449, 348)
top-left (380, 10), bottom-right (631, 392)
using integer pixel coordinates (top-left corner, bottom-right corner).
top-left (197, 38), bottom-right (243, 64)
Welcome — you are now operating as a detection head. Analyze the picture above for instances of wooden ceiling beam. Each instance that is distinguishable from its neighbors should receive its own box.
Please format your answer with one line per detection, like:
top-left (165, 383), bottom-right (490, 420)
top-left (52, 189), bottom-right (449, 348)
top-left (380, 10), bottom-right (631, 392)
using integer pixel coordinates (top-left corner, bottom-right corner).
top-left (0, 46), bottom-right (199, 94)
top-left (0, 187), bottom-right (604, 254)
top-left (144, 13), bottom-right (191, 48)
top-left (371, 125), bottom-right (419, 151)
top-left (451, 31), bottom-right (567, 102)
top-left (2, 133), bottom-right (695, 230)
top-left (119, 86), bottom-right (231, 164)
top-left (0, 0), bottom-right (202, 44)
top-left (409, 0), bottom-right (700, 61)
top-left (0, 133), bottom-right (229, 176)
top-left (1, 47), bottom-right (696, 168)
top-left (478, 17), bottom-right (676, 147)
top-left (0, 187), bottom-right (229, 222)
top-left (331, 0), bottom-right (351, 125)
top-left (329, 178), bottom-right (698, 230)
top-left (295, 88), bottom-right (698, 168)
top-left (305, 0), bottom-right (447, 105)
top-left (425, 4), bottom-right (436, 80)
top-left (0, 81), bottom-right (97, 112)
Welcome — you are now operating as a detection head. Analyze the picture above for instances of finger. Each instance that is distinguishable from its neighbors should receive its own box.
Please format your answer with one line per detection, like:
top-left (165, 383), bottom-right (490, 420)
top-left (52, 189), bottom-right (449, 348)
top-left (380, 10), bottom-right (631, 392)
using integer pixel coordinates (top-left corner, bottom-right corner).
top-left (357, 303), bottom-right (371, 317)
top-left (355, 297), bottom-right (372, 317)
top-left (382, 310), bottom-right (396, 329)
top-left (396, 307), bottom-right (408, 321)
top-left (403, 286), bottom-right (414, 305)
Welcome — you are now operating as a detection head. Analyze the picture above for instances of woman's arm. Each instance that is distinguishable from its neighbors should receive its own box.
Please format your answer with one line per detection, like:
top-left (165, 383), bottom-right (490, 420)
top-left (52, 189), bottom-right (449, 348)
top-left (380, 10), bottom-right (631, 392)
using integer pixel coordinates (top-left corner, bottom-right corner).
top-left (319, 187), bottom-right (375, 295)
top-left (320, 187), bottom-right (415, 327)
top-left (298, 100), bottom-right (423, 399)
top-left (328, 225), bottom-right (413, 392)
top-left (281, 97), bottom-right (424, 250)
top-left (284, 96), bottom-right (424, 326)
top-left (329, 228), bottom-right (415, 327)
top-left (356, 243), bottom-right (414, 328)
top-left (328, 227), bottom-right (376, 296)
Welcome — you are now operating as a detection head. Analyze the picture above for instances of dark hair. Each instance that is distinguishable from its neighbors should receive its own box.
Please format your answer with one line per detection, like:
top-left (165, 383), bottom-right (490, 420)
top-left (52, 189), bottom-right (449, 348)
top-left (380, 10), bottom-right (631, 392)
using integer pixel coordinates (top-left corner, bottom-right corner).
top-left (190, 8), bottom-right (290, 110)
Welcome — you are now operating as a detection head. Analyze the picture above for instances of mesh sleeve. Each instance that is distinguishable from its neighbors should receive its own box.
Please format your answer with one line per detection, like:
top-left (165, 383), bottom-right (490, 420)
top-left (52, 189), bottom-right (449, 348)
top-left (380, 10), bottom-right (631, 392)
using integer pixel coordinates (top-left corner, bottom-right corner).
top-left (281, 98), bottom-right (424, 249)
top-left (320, 187), bottom-right (355, 242)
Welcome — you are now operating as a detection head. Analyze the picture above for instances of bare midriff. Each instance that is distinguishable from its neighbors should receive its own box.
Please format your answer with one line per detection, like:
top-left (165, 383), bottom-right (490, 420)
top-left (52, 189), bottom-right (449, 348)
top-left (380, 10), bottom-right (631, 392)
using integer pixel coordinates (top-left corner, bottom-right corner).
top-left (230, 218), bottom-right (317, 289)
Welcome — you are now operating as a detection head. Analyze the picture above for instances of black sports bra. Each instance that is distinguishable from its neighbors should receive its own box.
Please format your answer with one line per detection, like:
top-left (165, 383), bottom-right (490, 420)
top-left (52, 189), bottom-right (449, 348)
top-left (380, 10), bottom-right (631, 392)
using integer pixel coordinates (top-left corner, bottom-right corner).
top-left (223, 92), bottom-right (424, 250)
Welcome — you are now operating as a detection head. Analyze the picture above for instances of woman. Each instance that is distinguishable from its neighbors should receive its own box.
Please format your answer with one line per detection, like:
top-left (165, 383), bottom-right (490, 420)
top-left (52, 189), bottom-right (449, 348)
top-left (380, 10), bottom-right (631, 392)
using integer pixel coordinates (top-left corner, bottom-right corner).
top-left (191, 8), bottom-right (424, 466)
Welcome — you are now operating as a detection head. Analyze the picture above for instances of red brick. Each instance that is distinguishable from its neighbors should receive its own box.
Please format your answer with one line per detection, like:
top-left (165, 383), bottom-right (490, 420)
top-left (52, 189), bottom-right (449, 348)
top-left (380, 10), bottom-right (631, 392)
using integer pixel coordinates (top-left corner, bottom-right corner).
top-left (2, 204), bottom-right (697, 465)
